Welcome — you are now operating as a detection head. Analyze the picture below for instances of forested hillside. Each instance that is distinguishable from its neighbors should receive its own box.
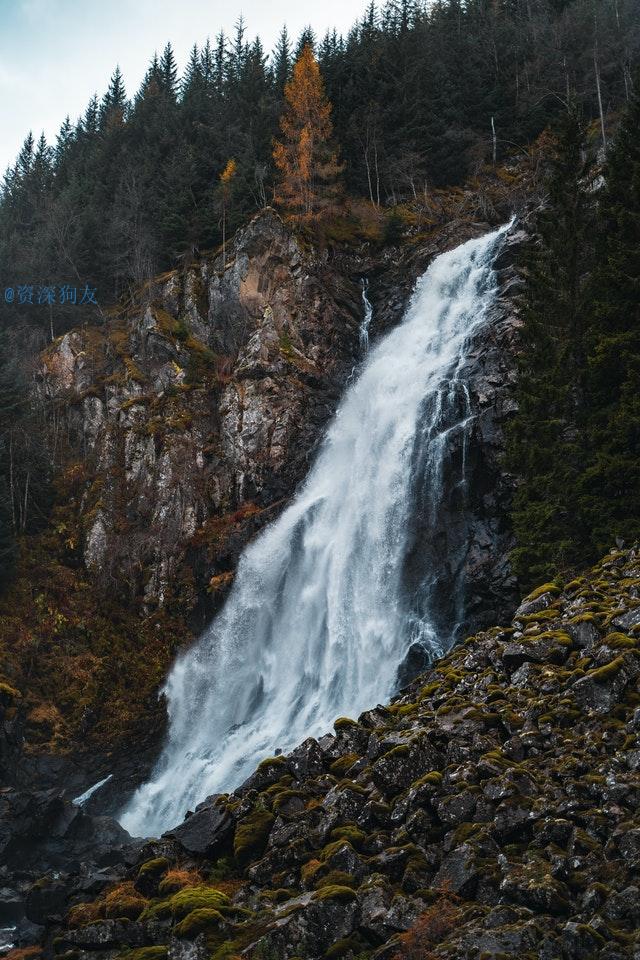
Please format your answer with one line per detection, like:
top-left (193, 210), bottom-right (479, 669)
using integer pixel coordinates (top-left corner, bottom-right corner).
top-left (0, 0), bottom-right (637, 327)
top-left (507, 88), bottom-right (640, 588)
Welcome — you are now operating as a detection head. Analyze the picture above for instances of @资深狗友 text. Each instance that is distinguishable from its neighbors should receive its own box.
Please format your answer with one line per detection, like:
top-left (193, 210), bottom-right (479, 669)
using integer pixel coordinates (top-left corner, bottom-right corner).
top-left (3, 284), bottom-right (98, 306)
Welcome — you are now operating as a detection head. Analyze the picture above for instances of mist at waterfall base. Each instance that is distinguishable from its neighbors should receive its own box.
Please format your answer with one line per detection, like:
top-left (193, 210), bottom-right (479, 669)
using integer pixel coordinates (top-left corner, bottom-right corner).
top-left (121, 224), bottom-right (511, 837)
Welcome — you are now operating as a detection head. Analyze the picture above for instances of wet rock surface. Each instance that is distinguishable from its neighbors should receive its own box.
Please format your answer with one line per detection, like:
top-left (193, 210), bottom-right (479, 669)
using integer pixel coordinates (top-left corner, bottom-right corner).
top-left (38, 209), bottom-right (363, 623)
top-left (19, 545), bottom-right (640, 959)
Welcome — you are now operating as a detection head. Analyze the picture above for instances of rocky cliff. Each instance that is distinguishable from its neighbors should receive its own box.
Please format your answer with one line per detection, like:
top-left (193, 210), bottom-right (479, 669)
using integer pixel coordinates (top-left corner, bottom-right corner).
top-left (0, 201), bottom-right (527, 778)
top-left (17, 545), bottom-right (640, 960)
top-left (39, 209), bottom-right (364, 620)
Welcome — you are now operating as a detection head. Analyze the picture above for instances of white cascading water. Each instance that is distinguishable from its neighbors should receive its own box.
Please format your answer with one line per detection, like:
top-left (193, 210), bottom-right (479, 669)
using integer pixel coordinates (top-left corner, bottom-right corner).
top-left (360, 278), bottom-right (373, 351)
top-left (121, 223), bottom-right (510, 837)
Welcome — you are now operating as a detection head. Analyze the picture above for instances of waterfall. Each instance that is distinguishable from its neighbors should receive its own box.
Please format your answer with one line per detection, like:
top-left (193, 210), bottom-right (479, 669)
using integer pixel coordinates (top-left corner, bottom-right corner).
top-left (121, 223), bottom-right (511, 838)
top-left (360, 278), bottom-right (373, 351)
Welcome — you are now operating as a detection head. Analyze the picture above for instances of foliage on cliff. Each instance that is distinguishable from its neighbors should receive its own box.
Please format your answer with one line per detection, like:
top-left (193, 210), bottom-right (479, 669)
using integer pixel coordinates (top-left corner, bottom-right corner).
top-left (31, 544), bottom-right (640, 959)
top-left (508, 84), bottom-right (640, 589)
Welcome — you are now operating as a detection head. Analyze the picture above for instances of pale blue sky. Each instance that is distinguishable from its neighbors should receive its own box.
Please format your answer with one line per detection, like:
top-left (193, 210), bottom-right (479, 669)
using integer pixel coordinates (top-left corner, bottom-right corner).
top-left (0, 0), bottom-right (368, 175)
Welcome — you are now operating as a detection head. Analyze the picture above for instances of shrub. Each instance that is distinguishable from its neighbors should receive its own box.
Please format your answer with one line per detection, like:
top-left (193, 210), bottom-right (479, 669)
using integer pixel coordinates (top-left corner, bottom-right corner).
top-left (158, 869), bottom-right (201, 896)
top-left (392, 892), bottom-right (461, 959)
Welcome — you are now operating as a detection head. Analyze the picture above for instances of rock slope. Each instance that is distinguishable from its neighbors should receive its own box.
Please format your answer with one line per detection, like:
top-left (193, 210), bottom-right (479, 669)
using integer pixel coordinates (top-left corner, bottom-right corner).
top-left (21, 545), bottom-right (640, 960)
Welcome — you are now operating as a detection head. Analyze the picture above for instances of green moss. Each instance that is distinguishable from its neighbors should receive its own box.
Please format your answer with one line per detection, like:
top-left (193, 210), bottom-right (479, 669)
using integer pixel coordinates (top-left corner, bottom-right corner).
top-left (587, 657), bottom-right (624, 682)
top-left (118, 949), bottom-right (168, 960)
top-left (174, 907), bottom-right (224, 938)
top-left (137, 857), bottom-right (169, 880)
top-left (260, 888), bottom-right (295, 903)
top-left (335, 779), bottom-right (368, 795)
top-left (169, 886), bottom-right (230, 919)
top-left (312, 885), bottom-right (358, 903)
top-left (524, 583), bottom-right (561, 601)
top-left (602, 632), bottom-right (637, 649)
top-left (104, 896), bottom-right (147, 921)
top-left (329, 825), bottom-right (366, 848)
top-left (382, 744), bottom-right (410, 759)
top-left (412, 770), bottom-right (443, 788)
top-left (258, 755), bottom-right (286, 770)
top-left (314, 870), bottom-right (358, 890)
top-left (334, 716), bottom-right (357, 731)
top-left (233, 810), bottom-right (275, 866)
top-left (329, 753), bottom-right (359, 775)
top-left (272, 789), bottom-right (305, 813)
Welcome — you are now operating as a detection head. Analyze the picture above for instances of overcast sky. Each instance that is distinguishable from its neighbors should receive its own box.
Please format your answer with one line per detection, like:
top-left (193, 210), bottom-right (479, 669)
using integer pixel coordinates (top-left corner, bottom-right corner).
top-left (0, 0), bottom-right (368, 175)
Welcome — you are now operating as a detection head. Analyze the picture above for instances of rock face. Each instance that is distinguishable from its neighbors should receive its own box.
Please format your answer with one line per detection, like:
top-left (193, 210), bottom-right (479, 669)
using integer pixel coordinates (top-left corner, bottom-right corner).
top-left (28, 545), bottom-right (640, 959)
top-left (13, 209), bottom-right (527, 785)
top-left (39, 210), bottom-right (363, 620)
top-left (39, 209), bottom-right (523, 635)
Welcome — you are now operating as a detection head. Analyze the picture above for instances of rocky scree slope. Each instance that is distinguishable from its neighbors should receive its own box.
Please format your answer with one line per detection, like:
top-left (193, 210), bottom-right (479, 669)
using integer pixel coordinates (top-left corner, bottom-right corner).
top-left (23, 545), bottom-right (640, 960)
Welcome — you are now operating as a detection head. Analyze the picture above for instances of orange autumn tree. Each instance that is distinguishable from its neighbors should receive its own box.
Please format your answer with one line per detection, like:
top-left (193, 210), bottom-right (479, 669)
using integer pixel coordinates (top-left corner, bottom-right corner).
top-left (273, 45), bottom-right (343, 219)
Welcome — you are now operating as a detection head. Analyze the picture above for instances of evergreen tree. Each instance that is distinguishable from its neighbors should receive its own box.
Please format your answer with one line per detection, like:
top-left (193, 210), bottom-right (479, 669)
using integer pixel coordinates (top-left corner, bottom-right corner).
top-left (506, 110), bottom-right (592, 587)
top-left (579, 83), bottom-right (640, 552)
top-left (100, 66), bottom-right (127, 127)
top-left (273, 26), bottom-right (292, 92)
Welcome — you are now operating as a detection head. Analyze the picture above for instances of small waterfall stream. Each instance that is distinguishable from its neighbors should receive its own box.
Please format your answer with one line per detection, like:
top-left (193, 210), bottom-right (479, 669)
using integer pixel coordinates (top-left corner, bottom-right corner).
top-left (121, 223), bottom-right (511, 837)
top-left (360, 278), bottom-right (373, 351)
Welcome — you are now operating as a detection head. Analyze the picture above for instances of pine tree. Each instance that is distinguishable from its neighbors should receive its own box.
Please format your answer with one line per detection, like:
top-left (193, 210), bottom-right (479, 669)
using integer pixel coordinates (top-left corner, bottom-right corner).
top-left (579, 83), bottom-right (640, 553)
top-left (100, 66), bottom-right (127, 128)
top-left (294, 27), bottom-right (317, 59)
top-left (273, 26), bottom-right (292, 92)
top-left (506, 110), bottom-right (592, 587)
top-left (159, 43), bottom-right (179, 98)
top-left (273, 45), bottom-right (343, 219)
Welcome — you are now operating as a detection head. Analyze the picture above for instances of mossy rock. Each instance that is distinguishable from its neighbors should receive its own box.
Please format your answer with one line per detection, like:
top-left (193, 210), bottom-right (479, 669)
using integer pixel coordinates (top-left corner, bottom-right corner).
top-left (329, 825), bottom-right (366, 848)
top-left (258, 755), bottom-right (287, 771)
top-left (118, 949), bottom-right (168, 960)
top-left (412, 770), bottom-right (443, 788)
top-left (103, 885), bottom-right (148, 921)
top-left (602, 632), bottom-right (637, 649)
top-left (525, 583), bottom-right (561, 602)
top-left (260, 888), bottom-right (295, 904)
top-left (334, 716), bottom-right (357, 731)
top-left (233, 810), bottom-right (275, 866)
top-left (137, 857), bottom-right (170, 880)
top-left (135, 857), bottom-right (170, 895)
top-left (67, 901), bottom-right (103, 927)
top-left (586, 657), bottom-right (625, 682)
top-left (168, 886), bottom-right (230, 919)
top-left (313, 885), bottom-right (358, 903)
top-left (329, 753), bottom-right (359, 775)
top-left (173, 907), bottom-right (224, 939)
top-left (314, 870), bottom-right (358, 890)
top-left (324, 936), bottom-right (368, 958)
